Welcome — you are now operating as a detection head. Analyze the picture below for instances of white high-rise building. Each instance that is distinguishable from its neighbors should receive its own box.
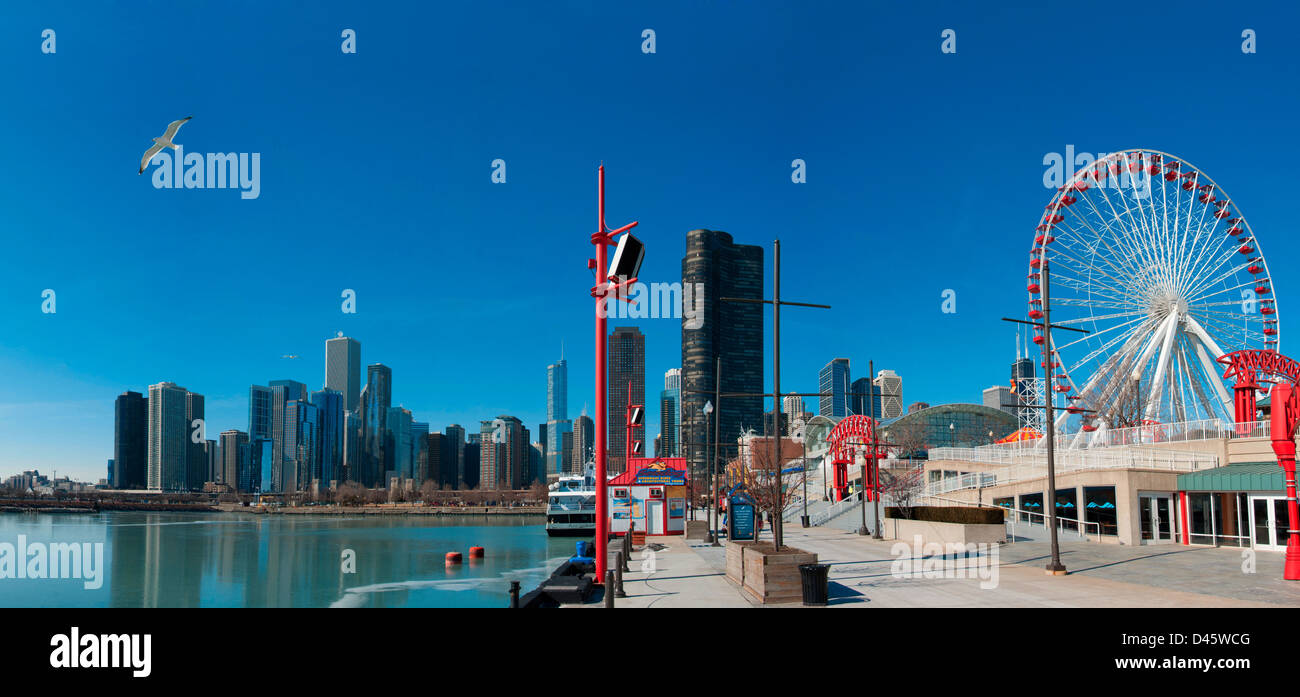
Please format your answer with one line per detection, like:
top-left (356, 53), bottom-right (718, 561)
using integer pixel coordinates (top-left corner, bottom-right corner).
top-left (325, 333), bottom-right (361, 412)
top-left (147, 382), bottom-right (190, 491)
top-left (874, 370), bottom-right (904, 419)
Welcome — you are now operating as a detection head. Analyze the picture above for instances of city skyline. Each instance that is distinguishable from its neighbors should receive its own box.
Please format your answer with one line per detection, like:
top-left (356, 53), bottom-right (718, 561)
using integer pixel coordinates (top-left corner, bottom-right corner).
top-left (3, 3), bottom-right (1297, 481)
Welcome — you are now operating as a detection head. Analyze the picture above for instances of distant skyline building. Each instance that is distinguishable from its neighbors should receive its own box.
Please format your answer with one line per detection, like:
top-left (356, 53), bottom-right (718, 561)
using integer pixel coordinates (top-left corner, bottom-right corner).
top-left (819, 358), bottom-right (850, 418)
top-left (571, 411), bottom-right (594, 474)
top-left (113, 390), bottom-right (148, 489)
top-left (445, 424), bottom-right (466, 489)
top-left (850, 376), bottom-right (882, 418)
top-left (325, 334), bottom-right (362, 411)
top-left (220, 429), bottom-right (248, 490)
top-left (146, 382), bottom-right (191, 492)
top-left (361, 363), bottom-right (392, 487)
top-left (984, 385), bottom-right (1015, 416)
top-left (479, 416), bottom-right (528, 489)
top-left (681, 228), bottom-right (764, 485)
top-left (875, 369), bottom-right (904, 419)
top-left (411, 421), bottom-right (429, 485)
top-left (185, 392), bottom-right (205, 491)
top-left (312, 389), bottom-right (345, 485)
top-left (545, 352), bottom-right (572, 484)
top-left (608, 326), bottom-right (645, 474)
top-left (660, 368), bottom-right (681, 457)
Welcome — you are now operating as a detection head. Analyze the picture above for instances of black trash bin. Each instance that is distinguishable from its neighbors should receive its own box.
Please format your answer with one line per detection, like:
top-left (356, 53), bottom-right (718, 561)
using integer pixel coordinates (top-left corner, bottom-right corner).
top-left (798, 563), bottom-right (830, 606)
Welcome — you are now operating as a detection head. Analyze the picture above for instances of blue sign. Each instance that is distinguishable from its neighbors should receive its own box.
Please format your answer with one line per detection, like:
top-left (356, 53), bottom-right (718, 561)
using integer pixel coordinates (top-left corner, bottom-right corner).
top-left (730, 501), bottom-right (756, 541)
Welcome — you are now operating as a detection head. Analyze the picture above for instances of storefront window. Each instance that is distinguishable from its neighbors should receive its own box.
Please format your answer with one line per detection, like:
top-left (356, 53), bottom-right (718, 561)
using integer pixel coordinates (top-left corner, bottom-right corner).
top-left (1019, 493), bottom-right (1042, 523)
top-left (1083, 486), bottom-right (1117, 536)
top-left (1054, 488), bottom-right (1078, 532)
top-left (1188, 492), bottom-right (1213, 545)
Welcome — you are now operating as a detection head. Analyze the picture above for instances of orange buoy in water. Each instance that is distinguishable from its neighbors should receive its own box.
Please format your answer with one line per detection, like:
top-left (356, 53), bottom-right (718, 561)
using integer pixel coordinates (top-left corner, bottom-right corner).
top-left (469, 546), bottom-right (485, 558)
top-left (445, 552), bottom-right (463, 564)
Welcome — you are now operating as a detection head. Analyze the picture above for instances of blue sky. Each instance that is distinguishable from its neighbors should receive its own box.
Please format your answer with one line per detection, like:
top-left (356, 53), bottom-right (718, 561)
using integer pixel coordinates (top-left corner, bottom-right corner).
top-left (1, 1), bottom-right (1297, 481)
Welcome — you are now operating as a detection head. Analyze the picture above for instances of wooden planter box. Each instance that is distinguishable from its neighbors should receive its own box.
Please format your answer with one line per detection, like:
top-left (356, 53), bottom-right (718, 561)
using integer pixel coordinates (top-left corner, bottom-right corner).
top-left (725, 541), bottom-right (750, 586)
top-left (725, 542), bottom-right (817, 604)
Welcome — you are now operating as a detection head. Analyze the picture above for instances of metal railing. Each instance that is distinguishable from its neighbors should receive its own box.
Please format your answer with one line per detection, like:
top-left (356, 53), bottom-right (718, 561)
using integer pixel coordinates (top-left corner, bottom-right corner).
top-left (985, 418), bottom-right (1271, 453)
top-left (919, 493), bottom-right (1101, 542)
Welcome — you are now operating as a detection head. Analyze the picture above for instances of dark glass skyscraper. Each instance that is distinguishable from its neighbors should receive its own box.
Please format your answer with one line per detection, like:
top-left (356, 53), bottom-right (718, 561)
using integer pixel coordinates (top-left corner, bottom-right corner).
top-left (681, 229), bottom-right (763, 481)
top-left (113, 391), bottom-right (148, 489)
top-left (361, 363), bottom-right (392, 487)
top-left (312, 389), bottom-right (344, 486)
top-left (819, 358), bottom-right (850, 418)
top-left (608, 326), bottom-right (645, 474)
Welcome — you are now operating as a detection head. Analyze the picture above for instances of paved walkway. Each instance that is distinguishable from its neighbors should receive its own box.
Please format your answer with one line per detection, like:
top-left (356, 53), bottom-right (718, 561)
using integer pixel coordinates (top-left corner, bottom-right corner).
top-left (572, 526), bottom-right (1300, 607)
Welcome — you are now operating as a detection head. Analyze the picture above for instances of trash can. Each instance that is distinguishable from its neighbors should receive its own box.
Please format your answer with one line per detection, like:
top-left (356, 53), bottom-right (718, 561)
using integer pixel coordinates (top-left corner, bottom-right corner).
top-left (800, 514), bottom-right (810, 528)
top-left (798, 563), bottom-right (830, 606)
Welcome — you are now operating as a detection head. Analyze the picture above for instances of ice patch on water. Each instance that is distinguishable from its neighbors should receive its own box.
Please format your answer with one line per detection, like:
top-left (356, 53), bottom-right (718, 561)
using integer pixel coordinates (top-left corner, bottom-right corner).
top-left (330, 556), bottom-right (571, 608)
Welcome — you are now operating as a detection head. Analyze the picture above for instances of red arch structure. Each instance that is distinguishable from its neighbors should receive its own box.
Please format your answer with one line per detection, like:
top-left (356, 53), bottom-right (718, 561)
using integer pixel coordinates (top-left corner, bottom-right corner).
top-left (1219, 349), bottom-right (1300, 579)
top-left (1219, 349), bottom-right (1300, 425)
top-left (826, 415), bottom-right (888, 503)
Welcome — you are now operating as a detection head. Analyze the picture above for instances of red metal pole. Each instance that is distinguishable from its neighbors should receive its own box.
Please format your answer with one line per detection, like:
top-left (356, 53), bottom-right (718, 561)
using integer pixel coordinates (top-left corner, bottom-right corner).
top-left (1270, 382), bottom-right (1300, 580)
top-left (594, 166), bottom-right (609, 582)
top-left (626, 381), bottom-right (632, 473)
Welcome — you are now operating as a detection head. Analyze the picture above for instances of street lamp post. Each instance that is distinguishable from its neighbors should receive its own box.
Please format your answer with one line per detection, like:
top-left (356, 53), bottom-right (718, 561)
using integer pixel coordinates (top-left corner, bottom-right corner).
top-left (703, 397), bottom-right (714, 543)
top-left (589, 165), bottom-right (639, 584)
top-left (711, 357), bottom-right (722, 547)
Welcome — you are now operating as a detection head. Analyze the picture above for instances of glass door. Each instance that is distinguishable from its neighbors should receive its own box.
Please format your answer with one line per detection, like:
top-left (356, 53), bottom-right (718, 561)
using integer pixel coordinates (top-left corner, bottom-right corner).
top-left (1139, 494), bottom-right (1174, 544)
top-left (1249, 496), bottom-right (1287, 552)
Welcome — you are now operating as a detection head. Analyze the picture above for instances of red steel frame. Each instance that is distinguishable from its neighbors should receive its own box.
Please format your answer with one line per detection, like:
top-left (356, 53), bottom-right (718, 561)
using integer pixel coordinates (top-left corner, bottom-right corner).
top-left (826, 414), bottom-right (885, 502)
top-left (589, 166), bottom-right (638, 583)
top-left (1219, 348), bottom-right (1300, 579)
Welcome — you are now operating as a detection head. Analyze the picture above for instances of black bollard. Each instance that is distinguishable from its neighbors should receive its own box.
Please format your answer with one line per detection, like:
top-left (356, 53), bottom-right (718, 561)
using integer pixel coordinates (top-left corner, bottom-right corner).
top-left (509, 580), bottom-right (520, 608)
top-left (615, 552), bottom-right (627, 598)
top-left (622, 535), bottom-right (631, 572)
top-left (604, 570), bottom-right (615, 608)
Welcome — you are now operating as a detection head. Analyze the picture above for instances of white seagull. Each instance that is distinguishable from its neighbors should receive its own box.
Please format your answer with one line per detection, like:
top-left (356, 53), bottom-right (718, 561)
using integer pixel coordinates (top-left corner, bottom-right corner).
top-left (138, 116), bottom-right (192, 174)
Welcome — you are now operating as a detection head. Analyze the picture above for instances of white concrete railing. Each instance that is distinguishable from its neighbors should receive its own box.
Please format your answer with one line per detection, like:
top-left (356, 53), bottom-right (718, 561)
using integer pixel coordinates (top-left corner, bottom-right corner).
top-left (986, 418), bottom-right (1271, 453)
top-left (924, 444), bottom-right (1216, 494)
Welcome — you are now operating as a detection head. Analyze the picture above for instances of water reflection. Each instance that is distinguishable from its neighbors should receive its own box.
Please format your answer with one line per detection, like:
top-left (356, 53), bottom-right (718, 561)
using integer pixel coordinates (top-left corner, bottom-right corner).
top-left (0, 512), bottom-right (571, 608)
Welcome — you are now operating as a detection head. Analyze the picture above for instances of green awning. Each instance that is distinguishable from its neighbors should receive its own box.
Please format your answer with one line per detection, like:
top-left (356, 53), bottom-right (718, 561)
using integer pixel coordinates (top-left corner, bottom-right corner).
top-left (1177, 462), bottom-right (1284, 493)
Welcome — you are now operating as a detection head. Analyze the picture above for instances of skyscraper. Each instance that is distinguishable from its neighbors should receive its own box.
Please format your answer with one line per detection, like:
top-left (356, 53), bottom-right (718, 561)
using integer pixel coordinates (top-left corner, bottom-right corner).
top-left (681, 229), bottom-right (764, 483)
top-left (361, 363), bottom-right (392, 487)
top-left (545, 353), bottom-right (572, 484)
top-left (147, 382), bottom-right (190, 491)
top-left (113, 391), bottom-right (148, 489)
top-left (850, 376), bottom-right (882, 418)
top-left (185, 392), bottom-right (206, 491)
top-left (220, 429), bottom-right (248, 490)
top-left (385, 406), bottom-right (412, 484)
top-left (444, 424), bottom-right (466, 489)
top-left (325, 334), bottom-right (361, 411)
top-left (283, 398), bottom-right (320, 493)
top-left (312, 389), bottom-right (345, 486)
top-left (479, 416), bottom-right (527, 489)
top-left (411, 421), bottom-right (429, 485)
top-left (608, 326), bottom-right (645, 474)
top-left (819, 358), bottom-right (850, 418)
top-left (660, 368), bottom-right (681, 457)
top-left (428, 432), bottom-right (450, 488)
top-left (874, 369), bottom-right (904, 419)
top-left (249, 384), bottom-right (288, 491)
top-left (570, 411), bottom-right (594, 474)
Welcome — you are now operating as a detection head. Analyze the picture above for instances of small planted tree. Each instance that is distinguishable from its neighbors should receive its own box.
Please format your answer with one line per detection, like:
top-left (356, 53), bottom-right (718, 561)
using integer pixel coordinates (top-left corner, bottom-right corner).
top-left (735, 437), bottom-right (805, 551)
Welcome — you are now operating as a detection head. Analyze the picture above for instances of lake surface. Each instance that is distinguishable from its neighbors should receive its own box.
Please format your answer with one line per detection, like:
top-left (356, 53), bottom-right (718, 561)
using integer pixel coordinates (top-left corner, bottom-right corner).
top-left (0, 511), bottom-right (577, 608)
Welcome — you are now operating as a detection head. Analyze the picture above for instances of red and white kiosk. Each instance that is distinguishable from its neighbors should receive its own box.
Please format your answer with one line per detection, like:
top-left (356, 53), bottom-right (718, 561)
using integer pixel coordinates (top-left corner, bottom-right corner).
top-left (607, 457), bottom-right (688, 536)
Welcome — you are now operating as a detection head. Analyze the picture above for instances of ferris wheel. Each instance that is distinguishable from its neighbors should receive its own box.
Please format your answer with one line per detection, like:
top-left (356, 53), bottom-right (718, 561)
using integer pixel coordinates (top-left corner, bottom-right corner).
top-left (1027, 149), bottom-right (1278, 433)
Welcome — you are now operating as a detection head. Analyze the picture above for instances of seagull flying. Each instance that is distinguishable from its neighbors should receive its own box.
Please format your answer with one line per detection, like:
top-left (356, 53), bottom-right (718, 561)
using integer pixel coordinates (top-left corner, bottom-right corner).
top-left (138, 116), bottom-right (192, 174)
top-left (281, 354), bottom-right (300, 360)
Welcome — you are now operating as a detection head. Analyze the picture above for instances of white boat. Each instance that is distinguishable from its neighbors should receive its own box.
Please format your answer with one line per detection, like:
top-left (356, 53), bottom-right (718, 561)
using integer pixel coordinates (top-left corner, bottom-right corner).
top-left (545, 463), bottom-right (597, 537)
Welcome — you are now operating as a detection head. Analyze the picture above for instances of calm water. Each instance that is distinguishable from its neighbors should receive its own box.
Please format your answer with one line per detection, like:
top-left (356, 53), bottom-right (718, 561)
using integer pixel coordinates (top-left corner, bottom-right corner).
top-left (0, 511), bottom-right (578, 608)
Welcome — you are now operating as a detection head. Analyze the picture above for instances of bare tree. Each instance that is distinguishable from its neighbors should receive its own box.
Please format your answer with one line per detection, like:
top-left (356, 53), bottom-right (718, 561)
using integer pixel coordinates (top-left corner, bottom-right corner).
top-left (734, 437), bottom-right (805, 551)
top-left (879, 465), bottom-right (926, 519)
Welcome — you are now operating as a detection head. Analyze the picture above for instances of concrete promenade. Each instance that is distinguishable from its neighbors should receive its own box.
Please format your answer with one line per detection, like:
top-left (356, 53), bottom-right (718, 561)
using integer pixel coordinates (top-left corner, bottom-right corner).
top-left (576, 524), bottom-right (1300, 608)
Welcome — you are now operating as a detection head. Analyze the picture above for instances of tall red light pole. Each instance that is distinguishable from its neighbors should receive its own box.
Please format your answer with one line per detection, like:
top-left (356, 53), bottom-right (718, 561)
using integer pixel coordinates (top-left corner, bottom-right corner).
top-left (590, 166), bottom-right (638, 583)
top-left (1270, 382), bottom-right (1300, 580)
